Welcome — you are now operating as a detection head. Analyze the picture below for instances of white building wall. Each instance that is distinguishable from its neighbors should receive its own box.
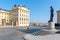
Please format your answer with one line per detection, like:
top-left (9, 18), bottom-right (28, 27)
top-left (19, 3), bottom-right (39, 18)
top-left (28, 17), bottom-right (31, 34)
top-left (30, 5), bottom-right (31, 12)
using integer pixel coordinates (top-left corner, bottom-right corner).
top-left (0, 6), bottom-right (30, 27)
top-left (18, 7), bottom-right (30, 27)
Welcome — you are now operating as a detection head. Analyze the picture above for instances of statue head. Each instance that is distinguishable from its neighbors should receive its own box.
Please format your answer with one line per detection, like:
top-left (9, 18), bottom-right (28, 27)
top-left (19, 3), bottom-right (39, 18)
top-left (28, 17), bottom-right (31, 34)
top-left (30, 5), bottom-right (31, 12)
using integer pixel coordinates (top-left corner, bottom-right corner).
top-left (50, 6), bottom-right (53, 10)
top-left (14, 4), bottom-right (16, 7)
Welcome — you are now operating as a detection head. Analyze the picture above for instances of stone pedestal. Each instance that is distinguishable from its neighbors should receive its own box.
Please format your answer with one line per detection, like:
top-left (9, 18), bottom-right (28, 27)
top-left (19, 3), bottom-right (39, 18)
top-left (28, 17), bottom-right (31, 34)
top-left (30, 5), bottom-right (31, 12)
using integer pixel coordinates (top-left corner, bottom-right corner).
top-left (44, 22), bottom-right (58, 34)
top-left (48, 22), bottom-right (55, 29)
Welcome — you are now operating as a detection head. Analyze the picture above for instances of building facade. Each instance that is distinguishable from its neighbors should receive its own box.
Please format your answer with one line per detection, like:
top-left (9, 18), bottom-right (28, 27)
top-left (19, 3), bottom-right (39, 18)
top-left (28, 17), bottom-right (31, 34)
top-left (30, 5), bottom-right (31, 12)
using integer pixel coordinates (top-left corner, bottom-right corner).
top-left (0, 9), bottom-right (10, 26)
top-left (57, 10), bottom-right (60, 24)
top-left (0, 5), bottom-right (30, 27)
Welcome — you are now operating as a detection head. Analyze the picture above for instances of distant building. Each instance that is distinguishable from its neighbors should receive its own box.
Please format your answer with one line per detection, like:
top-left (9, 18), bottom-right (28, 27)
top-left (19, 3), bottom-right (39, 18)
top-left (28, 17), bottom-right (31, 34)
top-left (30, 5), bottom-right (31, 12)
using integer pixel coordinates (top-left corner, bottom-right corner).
top-left (0, 5), bottom-right (30, 27)
top-left (57, 10), bottom-right (60, 24)
top-left (30, 22), bottom-right (48, 27)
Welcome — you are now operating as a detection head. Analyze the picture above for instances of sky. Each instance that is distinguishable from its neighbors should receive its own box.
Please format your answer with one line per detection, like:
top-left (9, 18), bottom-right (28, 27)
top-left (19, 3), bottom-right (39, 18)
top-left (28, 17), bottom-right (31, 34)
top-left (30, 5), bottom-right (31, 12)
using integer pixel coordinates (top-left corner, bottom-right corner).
top-left (0, 0), bottom-right (60, 23)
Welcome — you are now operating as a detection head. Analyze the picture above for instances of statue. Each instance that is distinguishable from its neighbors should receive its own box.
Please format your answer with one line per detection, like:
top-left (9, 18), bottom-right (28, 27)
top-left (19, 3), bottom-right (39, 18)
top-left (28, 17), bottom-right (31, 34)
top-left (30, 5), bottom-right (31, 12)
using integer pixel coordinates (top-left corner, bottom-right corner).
top-left (14, 4), bottom-right (16, 7)
top-left (48, 6), bottom-right (54, 22)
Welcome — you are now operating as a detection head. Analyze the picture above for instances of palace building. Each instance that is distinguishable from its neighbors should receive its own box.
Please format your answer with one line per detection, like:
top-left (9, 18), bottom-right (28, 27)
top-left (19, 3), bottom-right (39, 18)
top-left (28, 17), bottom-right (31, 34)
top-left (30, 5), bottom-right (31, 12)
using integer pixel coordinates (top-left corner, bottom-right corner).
top-left (0, 5), bottom-right (30, 27)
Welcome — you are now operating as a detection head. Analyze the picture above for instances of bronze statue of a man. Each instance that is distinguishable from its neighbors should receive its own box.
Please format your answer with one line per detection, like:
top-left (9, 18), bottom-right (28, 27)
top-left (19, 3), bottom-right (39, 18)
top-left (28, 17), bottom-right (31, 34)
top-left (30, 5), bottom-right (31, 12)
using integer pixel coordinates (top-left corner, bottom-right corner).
top-left (48, 6), bottom-right (54, 22)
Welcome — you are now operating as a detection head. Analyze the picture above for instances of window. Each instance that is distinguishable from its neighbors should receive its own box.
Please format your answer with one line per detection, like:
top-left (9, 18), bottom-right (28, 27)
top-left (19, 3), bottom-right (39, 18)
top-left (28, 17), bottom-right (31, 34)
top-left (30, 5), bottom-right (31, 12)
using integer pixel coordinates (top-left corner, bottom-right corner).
top-left (20, 18), bottom-right (21, 20)
top-left (7, 20), bottom-right (8, 21)
top-left (22, 18), bottom-right (23, 21)
top-left (20, 14), bottom-right (21, 16)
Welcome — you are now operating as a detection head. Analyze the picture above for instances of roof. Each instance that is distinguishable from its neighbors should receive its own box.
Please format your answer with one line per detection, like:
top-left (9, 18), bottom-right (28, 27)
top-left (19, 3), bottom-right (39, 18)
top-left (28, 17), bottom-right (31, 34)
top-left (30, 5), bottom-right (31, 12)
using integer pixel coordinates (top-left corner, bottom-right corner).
top-left (0, 8), bottom-right (11, 12)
